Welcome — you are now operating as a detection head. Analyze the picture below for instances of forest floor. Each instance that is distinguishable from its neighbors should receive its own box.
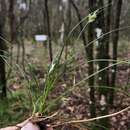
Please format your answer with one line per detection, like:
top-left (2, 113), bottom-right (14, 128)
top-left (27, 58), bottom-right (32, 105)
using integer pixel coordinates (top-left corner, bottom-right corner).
top-left (0, 40), bottom-right (130, 130)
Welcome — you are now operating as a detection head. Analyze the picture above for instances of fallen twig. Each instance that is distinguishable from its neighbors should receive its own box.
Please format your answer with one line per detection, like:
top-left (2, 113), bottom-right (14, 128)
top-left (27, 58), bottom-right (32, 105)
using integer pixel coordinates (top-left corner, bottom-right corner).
top-left (52, 106), bottom-right (130, 127)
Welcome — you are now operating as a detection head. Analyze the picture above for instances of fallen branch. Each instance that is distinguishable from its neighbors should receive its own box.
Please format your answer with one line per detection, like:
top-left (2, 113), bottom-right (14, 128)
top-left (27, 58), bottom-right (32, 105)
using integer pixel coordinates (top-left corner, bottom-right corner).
top-left (53, 106), bottom-right (130, 127)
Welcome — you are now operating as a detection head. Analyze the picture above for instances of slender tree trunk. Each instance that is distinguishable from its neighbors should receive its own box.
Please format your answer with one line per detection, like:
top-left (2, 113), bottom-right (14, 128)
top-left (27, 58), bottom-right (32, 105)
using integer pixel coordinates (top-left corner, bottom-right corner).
top-left (88, 0), bottom-right (96, 118)
top-left (44, 0), bottom-right (53, 62)
top-left (105, 0), bottom-right (112, 46)
top-left (109, 0), bottom-right (122, 104)
top-left (21, 28), bottom-right (25, 71)
top-left (0, 0), bottom-right (7, 99)
top-left (70, 0), bottom-right (96, 118)
top-left (104, 0), bottom-right (112, 88)
top-left (70, 0), bottom-right (87, 47)
top-left (59, 1), bottom-right (65, 46)
top-left (64, 0), bottom-right (71, 60)
top-left (67, 0), bottom-right (71, 34)
top-left (60, 0), bottom-right (71, 60)
top-left (0, 47), bottom-right (6, 98)
top-left (96, 0), bottom-right (108, 95)
top-left (96, 0), bottom-right (110, 129)
top-left (9, 0), bottom-right (15, 66)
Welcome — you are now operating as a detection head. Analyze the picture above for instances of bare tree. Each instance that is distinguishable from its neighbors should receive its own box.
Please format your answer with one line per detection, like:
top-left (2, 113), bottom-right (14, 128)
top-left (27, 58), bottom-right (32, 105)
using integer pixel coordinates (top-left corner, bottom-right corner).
top-left (9, 0), bottom-right (16, 66)
top-left (17, 0), bottom-right (32, 69)
top-left (70, 0), bottom-right (96, 118)
top-left (88, 0), bottom-right (96, 118)
top-left (109, 0), bottom-right (123, 104)
top-left (95, 0), bottom-right (110, 129)
top-left (104, 0), bottom-right (112, 89)
top-left (44, 0), bottom-right (53, 62)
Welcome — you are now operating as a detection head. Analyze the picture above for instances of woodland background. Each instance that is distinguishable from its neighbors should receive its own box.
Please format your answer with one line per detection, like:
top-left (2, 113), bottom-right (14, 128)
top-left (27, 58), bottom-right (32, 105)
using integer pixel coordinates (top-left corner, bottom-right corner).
top-left (0, 0), bottom-right (130, 130)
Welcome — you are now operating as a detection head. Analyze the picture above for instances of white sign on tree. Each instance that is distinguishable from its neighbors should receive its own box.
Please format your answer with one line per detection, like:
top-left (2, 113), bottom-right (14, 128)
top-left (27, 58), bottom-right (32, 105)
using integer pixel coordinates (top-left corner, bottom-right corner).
top-left (35, 35), bottom-right (48, 42)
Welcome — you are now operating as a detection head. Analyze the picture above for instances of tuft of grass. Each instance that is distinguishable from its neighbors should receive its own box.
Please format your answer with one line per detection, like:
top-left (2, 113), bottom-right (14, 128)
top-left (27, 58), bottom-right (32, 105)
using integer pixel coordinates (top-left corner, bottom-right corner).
top-left (31, 45), bottom-right (65, 115)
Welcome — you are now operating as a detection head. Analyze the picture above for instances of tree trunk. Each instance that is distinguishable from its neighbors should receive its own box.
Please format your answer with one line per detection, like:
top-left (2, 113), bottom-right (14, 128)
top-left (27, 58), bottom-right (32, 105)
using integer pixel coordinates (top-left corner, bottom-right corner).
top-left (21, 28), bottom-right (25, 72)
top-left (104, 0), bottom-right (112, 88)
top-left (70, 0), bottom-right (87, 47)
top-left (60, 0), bottom-right (71, 60)
top-left (44, 0), bottom-right (53, 62)
top-left (88, 0), bottom-right (96, 118)
top-left (0, 47), bottom-right (6, 98)
top-left (64, 0), bottom-right (71, 60)
top-left (0, 0), bottom-right (7, 99)
top-left (70, 0), bottom-right (96, 118)
top-left (9, 0), bottom-right (16, 66)
top-left (109, 0), bottom-right (122, 105)
top-left (96, 0), bottom-right (110, 129)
